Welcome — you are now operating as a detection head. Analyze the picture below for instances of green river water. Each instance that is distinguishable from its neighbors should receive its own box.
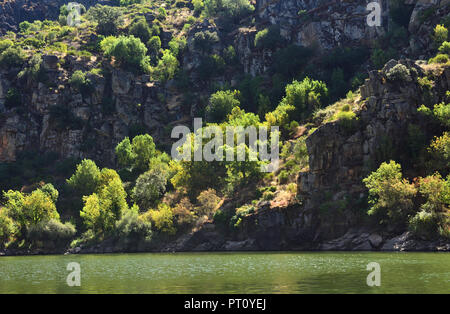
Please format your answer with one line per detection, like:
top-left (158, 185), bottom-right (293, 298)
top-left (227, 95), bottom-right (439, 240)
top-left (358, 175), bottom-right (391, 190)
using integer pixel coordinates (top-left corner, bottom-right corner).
top-left (0, 252), bottom-right (449, 293)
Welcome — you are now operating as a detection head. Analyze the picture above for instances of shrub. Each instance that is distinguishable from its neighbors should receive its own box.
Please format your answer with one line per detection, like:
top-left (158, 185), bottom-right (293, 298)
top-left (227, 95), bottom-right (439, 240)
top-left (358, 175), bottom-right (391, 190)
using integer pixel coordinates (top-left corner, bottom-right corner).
top-left (0, 47), bottom-right (26, 68)
top-left (86, 4), bottom-right (123, 35)
top-left (438, 41), bottom-right (450, 54)
top-left (69, 70), bottom-right (93, 95)
top-left (0, 211), bottom-right (16, 249)
top-left (26, 219), bottom-right (76, 248)
top-left (193, 31), bottom-right (219, 53)
top-left (115, 134), bottom-right (156, 172)
top-left (147, 35), bottom-right (161, 59)
top-left (67, 159), bottom-right (101, 196)
top-left (196, 189), bottom-right (220, 218)
top-left (114, 209), bottom-right (152, 242)
top-left (197, 54), bottom-right (225, 80)
top-left (193, 0), bottom-right (204, 14)
top-left (128, 18), bottom-right (152, 44)
top-left (0, 39), bottom-right (13, 53)
top-left (428, 53), bottom-right (449, 64)
top-left (336, 110), bottom-right (358, 130)
top-left (102, 35), bottom-right (148, 71)
top-left (282, 77), bottom-right (328, 122)
top-left (273, 45), bottom-right (313, 78)
top-left (433, 24), bottom-right (448, 46)
top-left (363, 161), bottom-right (417, 227)
top-left (204, 0), bottom-right (254, 21)
top-left (205, 90), bottom-right (240, 123)
top-left (278, 170), bottom-right (289, 184)
top-left (409, 210), bottom-right (440, 239)
top-left (153, 49), bottom-right (179, 82)
top-left (173, 198), bottom-right (196, 227)
top-left (147, 203), bottom-right (176, 235)
top-left (386, 64), bottom-right (412, 81)
top-left (254, 26), bottom-right (282, 49)
top-left (132, 168), bottom-right (168, 210)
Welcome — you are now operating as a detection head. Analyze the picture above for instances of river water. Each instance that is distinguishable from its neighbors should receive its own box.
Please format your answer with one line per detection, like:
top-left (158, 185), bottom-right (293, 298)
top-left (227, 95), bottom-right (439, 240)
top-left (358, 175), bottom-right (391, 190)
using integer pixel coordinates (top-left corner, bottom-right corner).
top-left (0, 252), bottom-right (449, 293)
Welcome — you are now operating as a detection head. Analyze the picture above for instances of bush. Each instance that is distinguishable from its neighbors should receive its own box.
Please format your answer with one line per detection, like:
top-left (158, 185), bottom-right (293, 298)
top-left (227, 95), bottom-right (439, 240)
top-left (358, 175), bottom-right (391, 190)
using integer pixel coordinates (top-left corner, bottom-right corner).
top-left (27, 219), bottom-right (76, 249)
top-left (152, 49), bottom-right (179, 82)
top-left (428, 132), bottom-right (449, 175)
top-left (363, 161), bottom-right (417, 227)
top-left (101, 35), bottom-right (148, 72)
top-left (273, 45), bottom-right (313, 78)
top-left (132, 168), bottom-right (168, 210)
top-left (197, 54), bottom-right (225, 80)
top-left (114, 209), bottom-right (152, 243)
top-left (254, 26), bottom-right (282, 50)
top-left (115, 134), bottom-right (156, 172)
top-left (196, 189), bottom-right (220, 218)
top-left (428, 53), bottom-right (449, 64)
top-left (336, 110), bottom-right (358, 130)
top-left (282, 77), bottom-right (328, 122)
top-left (0, 39), bottom-right (13, 53)
top-left (129, 18), bottom-right (152, 44)
top-left (278, 170), bottom-right (289, 184)
top-left (0, 211), bottom-right (16, 249)
top-left (86, 4), bottom-right (124, 35)
top-left (204, 0), bottom-right (254, 22)
top-left (193, 31), bottom-right (219, 53)
top-left (147, 35), bottom-right (161, 59)
top-left (69, 70), bottom-right (93, 95)
top-left (67, 159), bottom-right (101, 196)
top-left (438, 41), bottom-right (450, 54)
top-left (433, 24), bottom-right (448, 46)
top-left (205, 90), bottom-right (240, 123)
top-left (146, 203), bottom-right (176, 235)
top-left (0, 47), bottom-right (26, 68)
top-left (386, 64), bottom-right (412, 81)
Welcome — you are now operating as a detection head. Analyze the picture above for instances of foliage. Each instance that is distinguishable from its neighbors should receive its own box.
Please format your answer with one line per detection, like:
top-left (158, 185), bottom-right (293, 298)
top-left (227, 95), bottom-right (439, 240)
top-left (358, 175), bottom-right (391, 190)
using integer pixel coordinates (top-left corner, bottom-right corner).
top-left (129, 18), bottom-right (152, 44)
top-left (438, 41), bottom-right (450, 55)
top-left (26, 219), bottom-right (76, 248)
top-left (363, 161), bottom-right (417, 227)
top-left (205, 90), bottom-right (240, 123)
top-left (193, 31), bottom-right (219, 54)
top-left (80, 177), bottom-right (129, 235)
top-left (433, 24), bottom-right (448, 46)
top-left (254, 26), bottom-right (282, 50)
top-left (69, 70), bottom-right (93, 95)
top-left (196, 189), bottom-right (220, 217)
top-left (115, 134), bottom-right (156, 172)
top-left (0, 47), bottom-right (26, 68)
top-left (101, 35), bottom-right (148, 72)
top-left (203, 0), bottom-right (254, 22)
top-left (281, 77), bottom-right (328, 122)
top-left (152, 49), bottom-right (179, 82)
top-left (0, 210), bottom-right (16, 248)
top-left (114, 209), bottom-right (152, 242)
top-left (132, 167), bottom-right (169, 210)
top-left (146, 203), bottom-right (176, 235)
top-left (428, 53), bottom-right (449, 64)
top-left (386, 64), bottom-right (412, 82)
top-left (86, 4), bottom-right (124, 35)
top-left (67, 159), bottom-right (101, 196)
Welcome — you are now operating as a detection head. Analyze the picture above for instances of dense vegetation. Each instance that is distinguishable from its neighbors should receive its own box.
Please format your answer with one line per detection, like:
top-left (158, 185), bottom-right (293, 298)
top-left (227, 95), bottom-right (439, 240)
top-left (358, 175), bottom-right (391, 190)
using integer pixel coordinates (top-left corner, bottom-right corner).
top-left (0, 0), bottom-right (448, 252)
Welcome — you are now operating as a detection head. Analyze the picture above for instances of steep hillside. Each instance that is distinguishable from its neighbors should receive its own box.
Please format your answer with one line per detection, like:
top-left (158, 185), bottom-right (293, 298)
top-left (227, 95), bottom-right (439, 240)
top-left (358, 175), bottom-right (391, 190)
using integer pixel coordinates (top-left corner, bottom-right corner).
top-left (0, 0), bottom-right (448, 255)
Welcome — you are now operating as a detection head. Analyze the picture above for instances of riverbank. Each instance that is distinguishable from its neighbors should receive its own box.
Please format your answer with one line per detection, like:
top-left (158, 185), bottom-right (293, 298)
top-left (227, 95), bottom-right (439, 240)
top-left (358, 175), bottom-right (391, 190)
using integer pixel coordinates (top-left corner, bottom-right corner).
top-left (2, 230), bottom-right (449, 257)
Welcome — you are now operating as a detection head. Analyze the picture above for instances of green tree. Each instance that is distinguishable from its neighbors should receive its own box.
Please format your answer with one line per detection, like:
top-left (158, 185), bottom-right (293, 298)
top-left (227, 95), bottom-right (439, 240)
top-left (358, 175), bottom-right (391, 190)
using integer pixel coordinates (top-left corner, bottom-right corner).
top-left (282, 77), bottom-right (328, 122)
top-left (433, 24), bottom-right (448, 46)
top-left (67, 159), bottom-right (101, 196)
top-left (102, 35), bottom-right (148, 71)
top-left (86, 4), bottom-right (123, 35)
top-left (153, 49), bottom-right (179, 82)
top-left (363, 161), bottom-right (417, 227)
top-left (205, 90), bottom-right (240, 123)
top-left (132, 166), bottom-right (169, 210)
top-left (129, 18), bottom-right (152, 44)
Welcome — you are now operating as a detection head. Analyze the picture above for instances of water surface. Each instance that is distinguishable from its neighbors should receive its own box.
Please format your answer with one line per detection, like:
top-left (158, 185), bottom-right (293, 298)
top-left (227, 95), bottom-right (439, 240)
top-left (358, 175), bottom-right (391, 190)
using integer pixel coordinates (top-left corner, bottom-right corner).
top-left (0, 252), bottom-right (449, 293)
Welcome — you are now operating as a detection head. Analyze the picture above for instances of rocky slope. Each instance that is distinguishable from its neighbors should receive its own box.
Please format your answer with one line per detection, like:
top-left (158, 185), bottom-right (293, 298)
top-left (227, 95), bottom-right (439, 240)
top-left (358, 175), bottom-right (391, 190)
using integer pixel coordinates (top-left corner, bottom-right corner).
top-left (0, 0), bottom-right (449, 254)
